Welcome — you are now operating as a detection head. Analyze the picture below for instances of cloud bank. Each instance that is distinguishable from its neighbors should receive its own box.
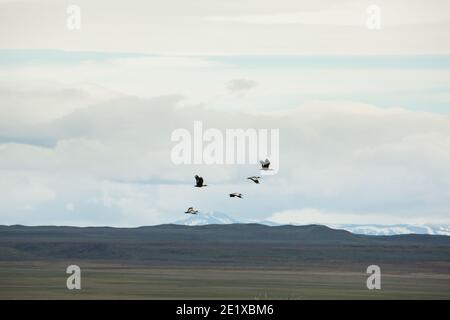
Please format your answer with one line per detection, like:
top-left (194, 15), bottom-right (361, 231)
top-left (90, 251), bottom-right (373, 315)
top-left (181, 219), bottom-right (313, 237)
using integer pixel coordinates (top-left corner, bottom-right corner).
top-left (1, 80), bottom-right (449, 225)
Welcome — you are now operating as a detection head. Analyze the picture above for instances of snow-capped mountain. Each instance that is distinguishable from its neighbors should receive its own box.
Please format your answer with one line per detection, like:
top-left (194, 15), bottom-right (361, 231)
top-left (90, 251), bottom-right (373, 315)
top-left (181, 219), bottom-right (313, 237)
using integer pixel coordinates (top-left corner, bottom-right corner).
top-left (173, 212), bottom-right (450, 236)
top-left (256, 221), bottom-right (450, 236)
top-left (333, 224), bottom-right (450, 236)
top-left (174, 211), bottom-right (239, 226)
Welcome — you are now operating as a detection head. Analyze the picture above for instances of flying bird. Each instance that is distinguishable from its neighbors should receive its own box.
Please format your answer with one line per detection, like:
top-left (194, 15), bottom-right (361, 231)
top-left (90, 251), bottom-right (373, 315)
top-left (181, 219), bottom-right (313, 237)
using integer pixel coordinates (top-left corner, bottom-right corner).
top-left (260, 158), bottom-right (270, 170)
top-left (194, 175), bottom-right (208, 187)
top-left (229, 193), bottom-right (243, 199)
top-left (247, 176), bottom-right (261, 184)
top-left (184, 207), bottom-right (198, 214)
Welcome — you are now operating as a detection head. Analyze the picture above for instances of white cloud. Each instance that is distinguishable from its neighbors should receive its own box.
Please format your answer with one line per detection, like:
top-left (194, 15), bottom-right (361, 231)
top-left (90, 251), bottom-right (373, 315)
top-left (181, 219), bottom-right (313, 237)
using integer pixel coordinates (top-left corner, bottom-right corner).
top-left (0, 45), bottom-right (449, 226)
top-left (1, 82), bottom-right (450, 225)
top-left (266, 208), bottom-right (450, 225)
top-left (1, 0), bottom-right (449, 54)
top-left (206, 0), bottom-right (450, 26)
top-left (2, 56), bottom-right (449, 114)
top-left (227, 79), bottom-right (257, 96)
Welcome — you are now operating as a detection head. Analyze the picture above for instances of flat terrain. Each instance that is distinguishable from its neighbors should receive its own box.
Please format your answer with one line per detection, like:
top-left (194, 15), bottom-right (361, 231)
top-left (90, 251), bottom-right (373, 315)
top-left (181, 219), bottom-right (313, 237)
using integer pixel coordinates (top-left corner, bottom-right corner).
top-left (1, 262), bottom-right (449, 299)
top-left (0, 224), bottom-right (449, 299)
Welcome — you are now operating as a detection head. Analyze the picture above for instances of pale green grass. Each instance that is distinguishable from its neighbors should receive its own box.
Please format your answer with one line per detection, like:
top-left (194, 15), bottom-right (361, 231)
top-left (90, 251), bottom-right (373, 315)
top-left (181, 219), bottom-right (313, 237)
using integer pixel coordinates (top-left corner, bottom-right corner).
top-left (0, 262), bottom-right (448, 299)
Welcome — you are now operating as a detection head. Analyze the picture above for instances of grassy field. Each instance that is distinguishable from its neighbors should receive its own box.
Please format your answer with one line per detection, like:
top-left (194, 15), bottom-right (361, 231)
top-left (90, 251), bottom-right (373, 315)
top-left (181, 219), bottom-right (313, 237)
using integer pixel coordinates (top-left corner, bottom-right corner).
top-left (1, 225), bottom-right (449, 299)
top-left (1, 262), bottom-right (449, 299)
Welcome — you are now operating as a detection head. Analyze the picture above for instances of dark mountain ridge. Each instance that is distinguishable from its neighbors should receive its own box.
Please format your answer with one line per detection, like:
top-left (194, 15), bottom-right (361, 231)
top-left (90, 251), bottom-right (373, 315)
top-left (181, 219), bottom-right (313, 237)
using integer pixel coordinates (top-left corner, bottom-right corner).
top-left (1, 223), bottom-right (449, 244)
top-left (1, 224), bottom-right (449, 269)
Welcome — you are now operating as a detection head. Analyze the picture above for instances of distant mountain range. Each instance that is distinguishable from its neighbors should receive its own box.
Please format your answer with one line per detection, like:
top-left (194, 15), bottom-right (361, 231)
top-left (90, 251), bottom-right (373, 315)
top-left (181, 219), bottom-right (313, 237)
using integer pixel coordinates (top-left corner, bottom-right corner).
top-left (173, 211), bottom-right (450, 236)
top-left (332, 224), bottom-right (450, 236)
top-left (1, 224), bottom-right (449, 267)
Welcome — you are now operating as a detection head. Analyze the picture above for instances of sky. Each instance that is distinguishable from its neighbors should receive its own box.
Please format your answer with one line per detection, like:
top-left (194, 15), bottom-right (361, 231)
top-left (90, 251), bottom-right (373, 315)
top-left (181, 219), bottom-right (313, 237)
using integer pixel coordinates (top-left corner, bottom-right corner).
top-left (0, 0), bottom-right (449, 226)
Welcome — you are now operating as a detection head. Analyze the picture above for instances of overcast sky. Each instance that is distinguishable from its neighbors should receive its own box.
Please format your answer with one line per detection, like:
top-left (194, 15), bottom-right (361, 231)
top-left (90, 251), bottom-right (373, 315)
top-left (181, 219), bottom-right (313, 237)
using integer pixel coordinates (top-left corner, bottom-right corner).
top-left (0, 0), bottom-right (449, 226)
